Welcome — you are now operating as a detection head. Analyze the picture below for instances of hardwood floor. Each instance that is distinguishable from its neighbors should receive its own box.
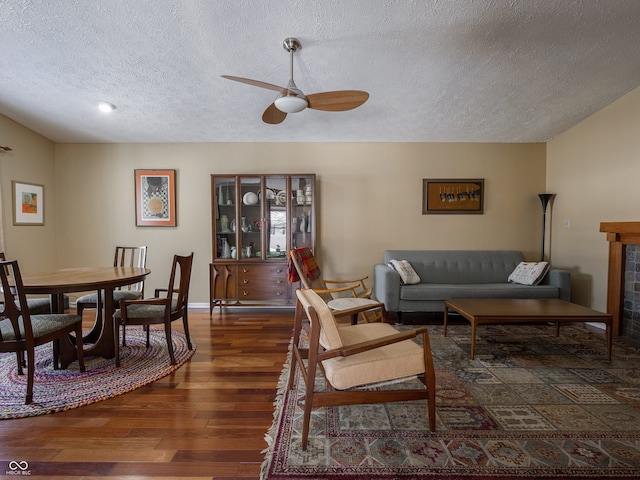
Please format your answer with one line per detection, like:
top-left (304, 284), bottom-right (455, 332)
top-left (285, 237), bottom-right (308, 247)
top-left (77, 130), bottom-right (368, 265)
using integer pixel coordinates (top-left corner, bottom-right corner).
top-left (0, 308), bottom-right (294, 479)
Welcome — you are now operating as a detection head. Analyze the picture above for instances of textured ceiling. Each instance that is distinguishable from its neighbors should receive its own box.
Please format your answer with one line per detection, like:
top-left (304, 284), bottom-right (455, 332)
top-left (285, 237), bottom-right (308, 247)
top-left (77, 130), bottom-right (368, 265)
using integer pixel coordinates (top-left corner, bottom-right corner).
top-left (1, 0), bottom-right (640, 143)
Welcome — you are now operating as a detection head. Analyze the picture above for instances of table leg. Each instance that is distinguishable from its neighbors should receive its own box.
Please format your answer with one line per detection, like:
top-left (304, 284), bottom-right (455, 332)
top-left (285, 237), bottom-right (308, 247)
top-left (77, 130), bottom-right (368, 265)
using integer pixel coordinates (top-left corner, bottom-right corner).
top-left (82, 286), bottom-right (116, 359)
top-left (443, 305), bottom-right (449, 336)
top-left (606, 320), bottom-right (612, 361)
top-left (83, 290), bottom-right (103, 344)
top-left (470, 320), bottom-right (477, 360)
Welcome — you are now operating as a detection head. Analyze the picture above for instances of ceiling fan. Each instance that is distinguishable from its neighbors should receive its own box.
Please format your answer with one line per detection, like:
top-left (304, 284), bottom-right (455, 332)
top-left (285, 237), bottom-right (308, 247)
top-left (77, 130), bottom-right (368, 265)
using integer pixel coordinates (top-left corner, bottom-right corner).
top-left (222, 37), bottom-right (369, 124)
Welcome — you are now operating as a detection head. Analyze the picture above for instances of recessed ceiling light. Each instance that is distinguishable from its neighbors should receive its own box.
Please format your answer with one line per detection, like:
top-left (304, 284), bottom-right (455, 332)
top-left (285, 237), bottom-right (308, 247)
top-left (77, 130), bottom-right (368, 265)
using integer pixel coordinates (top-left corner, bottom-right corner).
top-left (98, 101), bottom-right (116, 113)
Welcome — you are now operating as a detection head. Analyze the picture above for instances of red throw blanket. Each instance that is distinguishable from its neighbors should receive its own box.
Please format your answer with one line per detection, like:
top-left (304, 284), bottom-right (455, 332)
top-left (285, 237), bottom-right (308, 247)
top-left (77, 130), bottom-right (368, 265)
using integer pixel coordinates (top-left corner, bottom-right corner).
top-left (287, 247), bottom-right (321, 284)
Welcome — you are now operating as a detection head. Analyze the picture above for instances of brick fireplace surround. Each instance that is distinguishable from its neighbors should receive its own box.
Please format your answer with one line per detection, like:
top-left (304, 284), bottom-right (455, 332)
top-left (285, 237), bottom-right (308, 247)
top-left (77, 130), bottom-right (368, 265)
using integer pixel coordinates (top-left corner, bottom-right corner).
top-left (600, 221), bottom-right (640, 338)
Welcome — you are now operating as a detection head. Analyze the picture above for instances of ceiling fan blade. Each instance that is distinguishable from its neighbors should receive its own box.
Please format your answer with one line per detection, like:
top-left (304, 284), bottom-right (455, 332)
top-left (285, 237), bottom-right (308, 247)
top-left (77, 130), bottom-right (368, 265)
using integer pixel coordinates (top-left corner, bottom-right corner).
top-left (306, 90), bottom-right (369, 112)
top-left (262, 103), bottom-right (287, 124)
top-left (221, 75), bottom-right (289, 94)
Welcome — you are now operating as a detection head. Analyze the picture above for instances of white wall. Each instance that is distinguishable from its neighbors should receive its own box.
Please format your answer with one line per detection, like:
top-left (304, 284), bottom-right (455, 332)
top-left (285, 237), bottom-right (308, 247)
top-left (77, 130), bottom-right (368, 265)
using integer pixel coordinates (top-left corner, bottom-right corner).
top-left (547, 85), bottom-right (640, 311)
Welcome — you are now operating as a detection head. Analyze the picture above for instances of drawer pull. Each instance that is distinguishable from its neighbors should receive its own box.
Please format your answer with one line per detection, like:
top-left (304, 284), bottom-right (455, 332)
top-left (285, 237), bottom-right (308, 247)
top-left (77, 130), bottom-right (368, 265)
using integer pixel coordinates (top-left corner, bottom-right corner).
top-left (275, 291), bottom-right (282, 296)
top-left (242, 268), bottom-right (249, 273)
top-left (276, 280), bottom-right (282, 284)
top-left (243, 291), bottom-right (249, 296)
top-left (276, 268), bottom-right (283, 273)
top-left (243, 279), bottom-right (249, 284)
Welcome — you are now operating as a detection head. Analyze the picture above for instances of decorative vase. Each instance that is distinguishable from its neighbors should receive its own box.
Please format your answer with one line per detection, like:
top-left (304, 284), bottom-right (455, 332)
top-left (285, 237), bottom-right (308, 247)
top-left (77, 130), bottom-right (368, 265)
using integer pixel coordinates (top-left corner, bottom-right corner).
top-left (299, 213), bottom-right (306, 235)
top-left (218, 185), bottom-right (225, 205)
top-left (241, 217), bottom-right (250, 233)
top-left (292, 217), bottom-right (298, 233)
top-left (220, 237), bottom-right (231, 259)
top-left (220, 214), bottom-right (231, 233)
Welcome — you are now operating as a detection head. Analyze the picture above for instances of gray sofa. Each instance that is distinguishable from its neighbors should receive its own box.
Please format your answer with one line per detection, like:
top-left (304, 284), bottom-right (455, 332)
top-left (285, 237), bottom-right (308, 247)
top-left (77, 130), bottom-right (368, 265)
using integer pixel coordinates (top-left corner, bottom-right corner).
top-left (374, 250), bottom-right (571, 320)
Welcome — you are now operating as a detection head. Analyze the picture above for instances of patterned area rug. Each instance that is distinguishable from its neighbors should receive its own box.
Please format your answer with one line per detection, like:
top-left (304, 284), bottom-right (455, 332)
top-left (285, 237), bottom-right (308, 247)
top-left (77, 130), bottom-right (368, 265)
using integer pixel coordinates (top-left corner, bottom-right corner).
top-left (0, 329), bottom-right (194, 419)
top-left (262, 323), bottom-right (640, 479)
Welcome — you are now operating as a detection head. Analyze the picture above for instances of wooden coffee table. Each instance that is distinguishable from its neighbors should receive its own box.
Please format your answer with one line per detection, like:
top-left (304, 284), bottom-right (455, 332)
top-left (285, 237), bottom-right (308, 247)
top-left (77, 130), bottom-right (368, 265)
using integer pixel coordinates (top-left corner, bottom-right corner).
top-left (443, 298), bottom-right (613, 360)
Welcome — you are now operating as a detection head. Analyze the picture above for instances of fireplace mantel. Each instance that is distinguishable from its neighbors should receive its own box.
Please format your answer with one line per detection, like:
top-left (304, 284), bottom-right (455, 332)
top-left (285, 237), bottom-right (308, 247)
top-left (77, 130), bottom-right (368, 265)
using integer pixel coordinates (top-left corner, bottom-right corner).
top-left (599, 221), bottom-right (640, 335)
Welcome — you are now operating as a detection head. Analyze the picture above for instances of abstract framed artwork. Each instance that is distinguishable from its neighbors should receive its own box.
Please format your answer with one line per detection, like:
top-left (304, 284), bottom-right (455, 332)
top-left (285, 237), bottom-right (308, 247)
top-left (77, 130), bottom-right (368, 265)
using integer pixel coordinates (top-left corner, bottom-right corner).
top-left (12, 181), bottom-right (44, 225)
top-left (422, 178), bottom-right (484, 214)
top-left (134, 169), bottom-right (177, 226)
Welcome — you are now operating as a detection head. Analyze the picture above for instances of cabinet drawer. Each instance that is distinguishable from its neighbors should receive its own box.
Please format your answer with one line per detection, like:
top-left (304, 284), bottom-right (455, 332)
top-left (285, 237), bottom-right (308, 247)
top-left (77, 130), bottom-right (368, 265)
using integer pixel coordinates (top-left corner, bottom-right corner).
top-left (237, 264), bottom-right (287, 282)
top-left (237, 264), bottom-right (288, 300)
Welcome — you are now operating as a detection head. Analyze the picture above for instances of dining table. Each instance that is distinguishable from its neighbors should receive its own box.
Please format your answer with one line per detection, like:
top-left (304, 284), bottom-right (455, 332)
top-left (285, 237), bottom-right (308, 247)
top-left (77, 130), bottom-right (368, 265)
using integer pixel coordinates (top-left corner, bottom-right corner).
top-left (22, 266), bottom-right (151, 367)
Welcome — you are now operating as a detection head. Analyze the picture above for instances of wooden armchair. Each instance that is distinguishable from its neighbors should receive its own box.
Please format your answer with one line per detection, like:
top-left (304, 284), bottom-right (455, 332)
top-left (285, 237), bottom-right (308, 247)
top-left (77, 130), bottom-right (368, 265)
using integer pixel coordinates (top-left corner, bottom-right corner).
top-left (0, 259), bottom-right (85, 404)
top-left (288, 247), bottom-right (384, 323)
top-left (113, 253), bottom-right (193, 366)
top-left (290, 288), bottom-right (436, 450)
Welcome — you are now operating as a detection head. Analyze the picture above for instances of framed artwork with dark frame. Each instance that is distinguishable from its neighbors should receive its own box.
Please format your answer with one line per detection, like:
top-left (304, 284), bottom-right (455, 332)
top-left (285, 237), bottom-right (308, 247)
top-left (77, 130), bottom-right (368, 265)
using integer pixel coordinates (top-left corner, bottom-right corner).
top-left (422, 178), bottom-right (484, 214)
top-left (12, 181), bottom-right (44, 225)
top-left (135, 169), bottom-right (177, 226)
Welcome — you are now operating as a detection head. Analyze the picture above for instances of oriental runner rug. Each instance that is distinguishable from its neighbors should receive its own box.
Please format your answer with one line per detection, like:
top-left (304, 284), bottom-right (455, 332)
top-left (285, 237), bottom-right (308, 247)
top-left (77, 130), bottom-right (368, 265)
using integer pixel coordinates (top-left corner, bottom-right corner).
top-left (0, 329), bottom-right (194, 419)
top-left (262, 323), bottom-right (640, 479)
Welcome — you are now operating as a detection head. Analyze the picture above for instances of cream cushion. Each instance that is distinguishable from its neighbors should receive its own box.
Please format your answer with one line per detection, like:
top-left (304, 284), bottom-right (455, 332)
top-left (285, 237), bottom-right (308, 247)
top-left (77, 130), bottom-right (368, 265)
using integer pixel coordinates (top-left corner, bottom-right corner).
top-left (323, 322), bottom-right (426, 390)
top-left (508, 261), bottom-right (549, 286)
top-left (297, 288), bottom-right (343, 350)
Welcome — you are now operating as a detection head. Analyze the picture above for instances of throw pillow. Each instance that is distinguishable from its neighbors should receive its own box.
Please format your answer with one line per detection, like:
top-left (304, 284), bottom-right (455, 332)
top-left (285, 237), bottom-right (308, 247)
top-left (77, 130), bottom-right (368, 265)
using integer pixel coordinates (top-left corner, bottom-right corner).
top-left (508, 261), bottom-right (550, 286)
top-left (389, 259), bottom-right (421, 285)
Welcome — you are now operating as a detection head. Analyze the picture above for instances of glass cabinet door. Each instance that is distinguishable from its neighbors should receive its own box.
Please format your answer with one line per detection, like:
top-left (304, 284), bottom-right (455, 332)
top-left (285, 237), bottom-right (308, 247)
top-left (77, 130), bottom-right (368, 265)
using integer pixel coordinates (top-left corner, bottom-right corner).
top-left (214, 176), bottom-right (236, 259)
top-left (238, 176), bottom-right (262, 259)
top-left (265, 176), bottom-right (288, 259)
top-left (290, 175), bottom-right (314, 250)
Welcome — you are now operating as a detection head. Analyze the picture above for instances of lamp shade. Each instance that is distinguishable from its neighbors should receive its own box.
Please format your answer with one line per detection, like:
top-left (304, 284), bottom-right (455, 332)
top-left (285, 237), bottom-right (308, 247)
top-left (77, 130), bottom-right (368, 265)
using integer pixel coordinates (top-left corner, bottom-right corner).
top-left (274, 95), bottom-right (308, 113)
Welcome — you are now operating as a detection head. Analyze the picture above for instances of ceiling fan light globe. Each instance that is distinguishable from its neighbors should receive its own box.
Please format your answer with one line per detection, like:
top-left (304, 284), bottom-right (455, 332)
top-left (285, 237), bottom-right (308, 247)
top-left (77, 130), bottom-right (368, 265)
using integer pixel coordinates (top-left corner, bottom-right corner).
top-left (274, 95), bottom-right (307, 113)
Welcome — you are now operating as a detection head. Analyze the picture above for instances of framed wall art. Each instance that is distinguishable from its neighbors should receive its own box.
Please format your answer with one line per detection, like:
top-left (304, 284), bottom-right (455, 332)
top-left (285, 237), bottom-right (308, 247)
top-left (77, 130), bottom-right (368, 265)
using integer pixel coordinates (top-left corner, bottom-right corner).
top-left (12, 181), bottom-right (44, 225)
top-left (135, 169), bottom-right (177, 226)
top-left (422, 178), bottom-right (484, 214)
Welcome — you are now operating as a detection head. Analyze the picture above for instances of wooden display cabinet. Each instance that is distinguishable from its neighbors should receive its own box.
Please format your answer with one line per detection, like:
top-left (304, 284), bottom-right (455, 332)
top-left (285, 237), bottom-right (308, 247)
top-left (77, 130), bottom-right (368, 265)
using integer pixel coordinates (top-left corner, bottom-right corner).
top-left (210, 174), bottom-right (316, 312)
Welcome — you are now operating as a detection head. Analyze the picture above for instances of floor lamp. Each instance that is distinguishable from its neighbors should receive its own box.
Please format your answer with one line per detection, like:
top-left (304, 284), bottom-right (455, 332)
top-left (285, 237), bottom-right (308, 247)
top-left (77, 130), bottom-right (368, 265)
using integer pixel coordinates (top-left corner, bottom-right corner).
top-left (538, 193), bottom-right (556, 262)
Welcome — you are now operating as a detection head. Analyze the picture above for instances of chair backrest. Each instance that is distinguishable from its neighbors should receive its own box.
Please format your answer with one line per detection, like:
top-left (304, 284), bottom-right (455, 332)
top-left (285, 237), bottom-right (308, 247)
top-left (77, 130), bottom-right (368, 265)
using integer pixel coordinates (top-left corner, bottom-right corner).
top-left (0, 259), bottom-right (33, 345)
top-left (165, 253), bottom-right (194, 315)
top-left (114, 246), bottom-right (147, 294)
top-left (288, 248), bottom-right (328, 293)
top-left (296, 288), bottom-right (343, 350)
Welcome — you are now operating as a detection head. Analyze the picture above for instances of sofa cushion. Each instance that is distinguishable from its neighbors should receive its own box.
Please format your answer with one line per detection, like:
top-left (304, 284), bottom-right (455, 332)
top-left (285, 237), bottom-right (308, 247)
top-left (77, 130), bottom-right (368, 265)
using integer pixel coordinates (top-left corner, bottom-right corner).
top-left (389, 259), bottom-right (421, 285)
top-left (400, 283), bottom-right (560, 301)
top-left (508, 261), bottom-right (549, 286)
top-left (383, 250), bottom-right (524, 284)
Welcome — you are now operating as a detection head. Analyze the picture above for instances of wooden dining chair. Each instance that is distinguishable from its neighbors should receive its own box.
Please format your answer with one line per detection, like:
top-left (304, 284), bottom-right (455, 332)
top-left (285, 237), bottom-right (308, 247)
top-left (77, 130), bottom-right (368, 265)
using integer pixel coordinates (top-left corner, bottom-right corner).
top-left (288, 247), bottom-right (384, 323)
top-left (291, 288), bottom-right (436, 450)
top-left (76, 246), bottom-right (147, 322)
top-left (0, 259), bottom-right (85, 404)
top-left (0, 252), bottom-right (57, 314)
top-left (113, 253), bottom-right (193, 366)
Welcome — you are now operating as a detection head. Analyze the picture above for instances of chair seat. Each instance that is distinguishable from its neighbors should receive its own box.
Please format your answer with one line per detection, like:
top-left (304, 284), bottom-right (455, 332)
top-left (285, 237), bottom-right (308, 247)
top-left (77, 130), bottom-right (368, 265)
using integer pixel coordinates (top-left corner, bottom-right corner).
top-left (327, 297), bottom-right (380, 311)
top-left (0, 314), bottom-right (83, 341)
top-left (323, 322), bottom-right (426, 390)
top-left (77, 290), bottom-right (143, 304)
top-left (114, 299), bottom-right (178, 319)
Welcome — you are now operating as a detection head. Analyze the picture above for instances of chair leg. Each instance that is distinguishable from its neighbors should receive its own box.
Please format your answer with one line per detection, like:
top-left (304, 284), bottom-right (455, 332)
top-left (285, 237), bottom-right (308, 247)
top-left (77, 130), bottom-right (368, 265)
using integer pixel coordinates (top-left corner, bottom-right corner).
top-left (122, 323), bottom-right (127, 346)
top-left (25, 347), bottom-right (35, 405)
top-left (15, 351), bottom-right (24, 375)
top-left (114, 321), bottom-right (121, 368)
top-left (182, 312), bottom-right (193, 350)
top-left (146, 325), bottom-right (150, 347)
top-left (164, 322), bottom-right (176, 365)
top-left (75, 324), bottom-right (86, 373)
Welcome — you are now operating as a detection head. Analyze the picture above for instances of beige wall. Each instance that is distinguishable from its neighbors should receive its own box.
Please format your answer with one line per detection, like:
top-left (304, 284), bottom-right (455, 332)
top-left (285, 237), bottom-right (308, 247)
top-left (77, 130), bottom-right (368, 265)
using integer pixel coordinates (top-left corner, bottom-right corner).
top-left (547, 85), bottom-right (640, 311)
top-left (54, 142), bottom-right (545, 305)
top-left (0, 115), bottom-right (57, 271)
top-left (2, 114), bottom-right (548, 306)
